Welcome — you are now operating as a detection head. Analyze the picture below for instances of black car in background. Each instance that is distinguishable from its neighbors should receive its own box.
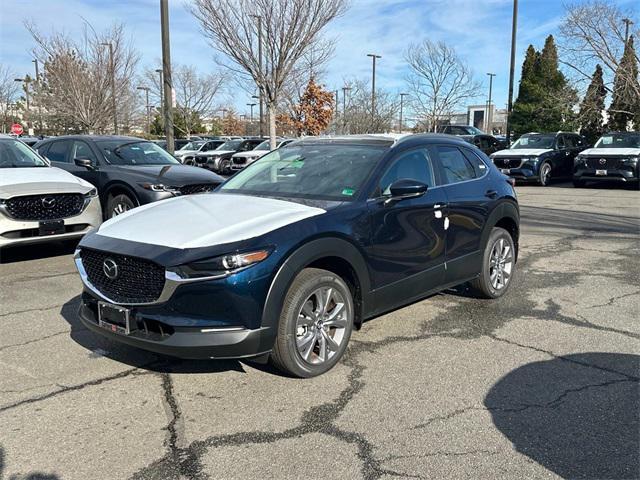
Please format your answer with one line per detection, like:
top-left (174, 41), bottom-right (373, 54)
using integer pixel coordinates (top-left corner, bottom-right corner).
top-left (34, 136), bottom-right (225, 219)
top-left (439, 125), bottom-right (485, 135)
top-left (460, 134), bottom-right (506, 156)
top-left (573, 132), bottom-right (640, 188)
top-left (199, 138), bottom-right (265, 174)
top-left (490, 132), bottom-right (586, 186)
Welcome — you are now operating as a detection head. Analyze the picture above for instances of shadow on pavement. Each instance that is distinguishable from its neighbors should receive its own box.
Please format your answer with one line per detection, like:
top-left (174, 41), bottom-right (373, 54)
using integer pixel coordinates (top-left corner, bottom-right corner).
top-left (520, 205), bottom-right (640, 234)
top-left (59, 295), bottom-right (283, 376)
top-left (485, 352), bottom-right (640, 480)
top-left (0, 239), bottom-right (79, 264)
top-left (0, 446), bottom-right (60, 480)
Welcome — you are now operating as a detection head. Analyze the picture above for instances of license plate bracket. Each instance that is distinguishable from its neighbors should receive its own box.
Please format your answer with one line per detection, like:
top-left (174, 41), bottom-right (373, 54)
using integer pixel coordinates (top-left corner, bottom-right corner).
top-left (98, 302), bottom-right (134, 335)
top-left (38, 219), bottom-right (64, 236)
top-left (595, 169), bottom-right (607, 176)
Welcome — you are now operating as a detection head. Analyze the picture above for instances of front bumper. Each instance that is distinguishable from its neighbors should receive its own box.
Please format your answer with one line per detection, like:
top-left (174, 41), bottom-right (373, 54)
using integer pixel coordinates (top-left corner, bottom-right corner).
top-left (574, 167), bottom-right (639, 183)
top-left (0, 196), bottom-right (102, 248)
top-left (496, 165), bottom-right (539, 182)
top-left (78, 295), bottom-right (274, 359)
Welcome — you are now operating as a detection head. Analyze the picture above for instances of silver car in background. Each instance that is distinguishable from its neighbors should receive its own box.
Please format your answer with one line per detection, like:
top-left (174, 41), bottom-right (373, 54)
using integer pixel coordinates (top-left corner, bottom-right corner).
top-left (0, 137), bottom-right (102, 250)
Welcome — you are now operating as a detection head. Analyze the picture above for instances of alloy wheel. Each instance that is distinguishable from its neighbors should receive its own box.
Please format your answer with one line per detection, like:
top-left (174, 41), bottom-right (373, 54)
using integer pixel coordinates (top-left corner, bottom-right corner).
top-left (540, 163), bottom-right (552, 185)
top-left (112, 202), bottom-right (130, 217)
top-left (295, 286), bottom-right (349, 365)
top-left (489, 237), bottom-right (513, 290)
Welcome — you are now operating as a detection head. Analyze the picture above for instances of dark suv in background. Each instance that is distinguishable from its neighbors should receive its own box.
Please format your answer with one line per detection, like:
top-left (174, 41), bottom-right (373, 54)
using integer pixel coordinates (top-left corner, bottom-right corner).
top-left (490, 132), bottom-right (586, 185)
top-left (35, 136), bottom-right (225, 218)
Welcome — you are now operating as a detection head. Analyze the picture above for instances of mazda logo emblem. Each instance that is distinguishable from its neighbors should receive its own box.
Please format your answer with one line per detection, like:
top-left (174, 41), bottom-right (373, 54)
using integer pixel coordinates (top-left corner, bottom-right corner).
top-left (42, 197), bottom-right (56, 209)
top-left (103, 258), bottom-right (119, 280)
top-left (504, 159), bottom-right (510, 166)
top-left (599, 158), bottom-right (606, 165)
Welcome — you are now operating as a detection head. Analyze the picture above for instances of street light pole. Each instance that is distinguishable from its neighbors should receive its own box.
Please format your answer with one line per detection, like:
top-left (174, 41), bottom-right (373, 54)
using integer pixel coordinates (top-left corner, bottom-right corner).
top-left (252, 15), bottom-right (264, 137)
top-left (622, 18), bottom-right (634, 43)
top-left (32, 59), bottom-right (43, 135)
top-left (486, 73), bottom-right (496, 133)
top-left (247, 103), bottom-right (256, 123)
top-left (100, 42), bottom-right (117, 135)
top-left (367, 53), bottom-right (381, 133)
top-left (505, 0), bottom-right (518, 145)
top-left (160, 0), bottom-right (174, 153)
top-left (399, 93), bottom-right (409, 133)
top-left (342, 86), bottom-right (351, 134)
top-left (155, 68), bottom-right (163, 112)
top-left (137, 86), bottom-right (151, 135)
top-left (14, 78), bottom-right (31, 134)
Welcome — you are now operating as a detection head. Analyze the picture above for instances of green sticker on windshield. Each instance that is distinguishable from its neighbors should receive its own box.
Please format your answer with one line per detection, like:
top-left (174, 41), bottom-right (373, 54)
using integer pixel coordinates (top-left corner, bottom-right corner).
top-left (342, 187), bottom-right (355, 196)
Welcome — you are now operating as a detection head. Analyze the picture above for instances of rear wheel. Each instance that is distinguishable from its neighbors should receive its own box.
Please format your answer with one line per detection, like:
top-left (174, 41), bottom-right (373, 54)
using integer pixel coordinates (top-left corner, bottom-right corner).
top-left (270, 268), bottom-right (354, 378)
top-left (106, 193), bottom-right (135, 219)
top-left (470, 227), bottom-right (515, 299)
top-left (538, 161), bottom-right (552, 186)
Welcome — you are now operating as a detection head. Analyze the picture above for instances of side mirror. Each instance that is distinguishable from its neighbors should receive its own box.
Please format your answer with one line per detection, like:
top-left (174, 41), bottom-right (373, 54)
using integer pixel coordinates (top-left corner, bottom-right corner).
top-left (74, 157), bottom-right (95, 170)
top-left (385, 179), bottom-right (428, 204)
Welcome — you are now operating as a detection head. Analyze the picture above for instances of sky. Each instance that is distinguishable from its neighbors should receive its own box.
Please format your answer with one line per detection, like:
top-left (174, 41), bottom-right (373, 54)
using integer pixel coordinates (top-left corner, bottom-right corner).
top-left (0, 0), bottom-right (637, 120)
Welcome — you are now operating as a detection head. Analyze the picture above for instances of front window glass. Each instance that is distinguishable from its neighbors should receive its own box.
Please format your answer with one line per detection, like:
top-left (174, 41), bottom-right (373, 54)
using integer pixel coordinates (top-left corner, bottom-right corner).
top-left (220, 144), bottom-right (386, 200)
top-left (217, 140), bottom-right (242, 151)
top-left (378, 148), bottom-right (434, 195)
top-left (594, 134), bottom-right (640, 149)
top-left (511, 135), bottom-right (555, 149)
top-left (0, 139), bottom-right (48, 168)
top-left (98, 141), bottom-right (180, 165)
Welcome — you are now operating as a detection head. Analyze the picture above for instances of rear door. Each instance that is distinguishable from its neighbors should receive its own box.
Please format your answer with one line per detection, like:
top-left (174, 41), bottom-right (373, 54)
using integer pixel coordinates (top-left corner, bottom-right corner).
top-left (431, 144), bottom-right (493, 283)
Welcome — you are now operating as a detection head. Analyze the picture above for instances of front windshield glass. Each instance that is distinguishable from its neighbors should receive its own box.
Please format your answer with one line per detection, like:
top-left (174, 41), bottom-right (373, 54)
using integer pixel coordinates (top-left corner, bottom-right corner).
top-left (511, 135), bottom-right (555, 149)
top-left (98, 141), bottom-right (180, 165)
top-left (594, 134), bottom-right (640, 149)
top-left (180, 141), bottom-right (205, 151)
top-left (255, 140), bottom-right (284, 150)
top-left (466, 126), bottom-right (484, 135)
top-left (217, 140), bottom-right (242, 151)
top-left (0, 139), bottom-right (48, 168)
top-left (220, 144), bottom-right (386, 200)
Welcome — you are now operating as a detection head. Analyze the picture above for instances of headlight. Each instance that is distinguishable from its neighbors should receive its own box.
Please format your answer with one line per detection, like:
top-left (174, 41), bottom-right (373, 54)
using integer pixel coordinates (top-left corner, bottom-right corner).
top-left (167, 249), bottom-right (271, 279)
top-left (621, 157), bottom-right (639, 164)
top-left (139, 183), bottom-right (179, 193)
top-left (574, 155), bottom-right (585, 165)
top-left (524, 156), bottom-right (539, 164)
top-left (84, 188), bottom-right (98, 198)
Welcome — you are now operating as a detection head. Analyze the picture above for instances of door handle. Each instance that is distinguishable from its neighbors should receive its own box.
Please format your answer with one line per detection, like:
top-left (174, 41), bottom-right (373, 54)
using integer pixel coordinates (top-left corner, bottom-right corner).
top-left (433, 203), bottom-right (448, 209)
top-left (485, 190), bottom-right (498, 199)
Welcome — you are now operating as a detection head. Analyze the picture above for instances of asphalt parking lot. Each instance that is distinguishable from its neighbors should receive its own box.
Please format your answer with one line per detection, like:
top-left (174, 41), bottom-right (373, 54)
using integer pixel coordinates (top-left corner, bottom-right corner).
top-left (1, 183), bottom-right (638, 480)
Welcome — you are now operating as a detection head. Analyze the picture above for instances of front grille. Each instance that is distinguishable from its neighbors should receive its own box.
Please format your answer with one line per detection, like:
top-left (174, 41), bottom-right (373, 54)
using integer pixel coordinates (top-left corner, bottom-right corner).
top-left (179, 183), bottom-right (216, 195)
top-left (4, 193), bottom-right (85, 220)
top-left (80, 249), bottom-right (165, 304)
top-left (586, 157), bottom-right (622, 169)
top-left (232, 157), bottom-right (247, 165)
top-left (493, 157), bottom-right (523, 169)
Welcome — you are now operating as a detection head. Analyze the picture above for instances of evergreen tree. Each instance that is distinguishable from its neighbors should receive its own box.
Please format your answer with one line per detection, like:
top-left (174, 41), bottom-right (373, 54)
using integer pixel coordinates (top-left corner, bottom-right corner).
top-left (608, 36), bottom-right (640, 131)
top-left (578, 65), bottom-right (606, 145)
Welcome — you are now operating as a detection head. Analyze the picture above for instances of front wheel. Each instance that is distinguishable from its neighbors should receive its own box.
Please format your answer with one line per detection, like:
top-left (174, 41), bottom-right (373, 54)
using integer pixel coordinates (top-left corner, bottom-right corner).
top-left (106, 193), bottom-right (135, 219)
top-left (270, 268), bottom-right (354, 378)
top-left (219, 159), bottom-right (231, 175)
top-left (470, 227), bottom-right (516, 299)
top-left (538, 161), bottom-right (552, 186)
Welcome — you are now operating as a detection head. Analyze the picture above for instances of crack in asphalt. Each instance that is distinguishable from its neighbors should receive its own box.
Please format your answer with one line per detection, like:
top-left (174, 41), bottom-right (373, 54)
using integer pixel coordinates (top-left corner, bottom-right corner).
top-left (0, 304), bottom-right (65, 318)
top-left (0, 330), bottom-right (70, 352)
top-left (586, 289), bottom-right (640, 309)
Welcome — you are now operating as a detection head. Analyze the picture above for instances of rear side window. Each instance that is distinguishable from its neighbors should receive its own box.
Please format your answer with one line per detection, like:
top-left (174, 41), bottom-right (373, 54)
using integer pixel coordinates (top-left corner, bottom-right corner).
top-left (436, 146), bottom-right (477, 184)
top-left (564, 135), bottom-right (577, 148)
top-left (461, 148), bottom-right (489, 177)
top-left (46, 140), bottom-right (71, 163)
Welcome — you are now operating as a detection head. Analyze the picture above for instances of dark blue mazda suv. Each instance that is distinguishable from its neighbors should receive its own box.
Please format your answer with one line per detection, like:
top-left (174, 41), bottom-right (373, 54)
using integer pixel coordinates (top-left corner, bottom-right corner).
top-left (75, 134), bottom-right (519, 377)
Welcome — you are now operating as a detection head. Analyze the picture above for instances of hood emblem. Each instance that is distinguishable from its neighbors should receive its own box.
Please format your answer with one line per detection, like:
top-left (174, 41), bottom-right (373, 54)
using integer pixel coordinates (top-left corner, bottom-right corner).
top-left (599, 158), bottom-right (606, 165)
top-left (103, 258), bottom-right (119, 280)
top-left (504, 159), bottom-right (510, 165)
top-left (42, 197), bottom-right (56, 209)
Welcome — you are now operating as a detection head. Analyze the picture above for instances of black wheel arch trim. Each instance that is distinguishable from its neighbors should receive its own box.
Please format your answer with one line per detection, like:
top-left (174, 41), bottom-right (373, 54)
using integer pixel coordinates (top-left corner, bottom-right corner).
top-left (261, 236), bottom-right (373, 337)
top-left (481, 199), bottom-right (520, 261)
top-left (104, 182), bottom-right (140, 206)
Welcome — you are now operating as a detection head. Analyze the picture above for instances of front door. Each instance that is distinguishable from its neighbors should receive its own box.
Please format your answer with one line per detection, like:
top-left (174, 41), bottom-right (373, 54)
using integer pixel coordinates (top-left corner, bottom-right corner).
top-left (366, 147), bottom-right (448, 313)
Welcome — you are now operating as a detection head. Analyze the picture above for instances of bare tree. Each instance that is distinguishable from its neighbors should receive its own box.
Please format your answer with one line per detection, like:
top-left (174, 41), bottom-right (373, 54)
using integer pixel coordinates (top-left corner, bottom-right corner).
top-left (0, 64), bottom-right (21, 133)
top-left (405, 40), bottom-right (481, 132)
top-left (559, 1), bottom-right (639, 91)
top-left (339, 78), bottom-right (397, 134)
top-left (189, 0), bottom-right (348, 148)
top-left (26, 20), bottom-right (139, 134)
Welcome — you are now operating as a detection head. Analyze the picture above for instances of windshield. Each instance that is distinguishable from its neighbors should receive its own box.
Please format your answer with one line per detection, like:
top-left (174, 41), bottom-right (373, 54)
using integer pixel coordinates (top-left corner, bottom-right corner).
top-left (217, 140), bottom-right (242, 151)
top-left (180, 141), bottom-right (206, 151)
top-left (220, 144), bottom-right (386, 200)
top-left (465, 126), bottom-right (484, 135)
top-left (98, 141), bottom-right (180, 166)
top-left (594, 134), bottom-right (640, 149)
top-left (0, 139), bottom-right (48, 168)
top-left (511, 135), bottom-right (555, 149)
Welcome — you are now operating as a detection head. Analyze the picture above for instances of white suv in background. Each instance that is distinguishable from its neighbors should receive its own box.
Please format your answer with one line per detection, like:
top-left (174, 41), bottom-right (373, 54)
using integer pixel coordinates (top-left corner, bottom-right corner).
top-left (230, 139), bottom-right (294, 171)
top-left (0, 136), bottom-right (102, 250)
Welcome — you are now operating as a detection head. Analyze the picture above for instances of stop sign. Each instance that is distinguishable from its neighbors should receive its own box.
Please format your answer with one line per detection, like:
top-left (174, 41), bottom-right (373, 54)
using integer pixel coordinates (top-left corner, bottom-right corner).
top-left (11, 123), bottom-right (23, 135)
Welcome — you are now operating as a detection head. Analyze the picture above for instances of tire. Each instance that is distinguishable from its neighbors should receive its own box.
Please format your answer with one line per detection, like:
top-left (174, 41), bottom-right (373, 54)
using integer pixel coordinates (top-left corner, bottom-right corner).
top-left (184, 157), bottom-right (195, 166)
top-left (106, 193), bottom-right (136, 219)
top-left (538, 161), bottom-right (552, 186)
top-left (573, 179), bottom-right (585, 188)
top-left (270, 268), bottom-right (354, 378)
top-left (470, 227), bottom-right (516, 299)
top-left (219, 159), bottom-right (231, 175)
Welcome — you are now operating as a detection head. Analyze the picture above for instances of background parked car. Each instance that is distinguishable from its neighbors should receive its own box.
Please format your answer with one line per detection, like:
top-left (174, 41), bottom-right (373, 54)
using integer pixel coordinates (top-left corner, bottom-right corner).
top-left (230, 138), bottom-right (294, 171)
top-left (34, 135), bottom-right (225, 219)
top-left (439, 125), bottom-right (485, 135)
top-left (0, 136), bottom-right (102, 249)
top-left (573, 131), bottom-right (640, 188)
top-left (490, 132), bottom-right (586, 186)
top-left (200, 138), bottom-right (265, 174)
top-left (460, 134), bottom-right (506, 156)
top-left (174, 139), bottom-right (225, 164)
top-left (183, 140), bottom-right (226, 166)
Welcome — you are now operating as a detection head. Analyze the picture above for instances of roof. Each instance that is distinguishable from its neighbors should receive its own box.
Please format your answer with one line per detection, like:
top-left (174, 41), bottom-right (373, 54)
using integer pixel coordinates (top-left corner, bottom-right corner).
top-left (292, 133), bottom-right (474, 148)
top-left (38, 135), bottom-right (143, 142)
